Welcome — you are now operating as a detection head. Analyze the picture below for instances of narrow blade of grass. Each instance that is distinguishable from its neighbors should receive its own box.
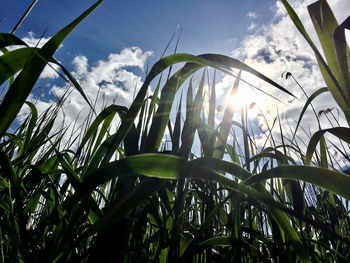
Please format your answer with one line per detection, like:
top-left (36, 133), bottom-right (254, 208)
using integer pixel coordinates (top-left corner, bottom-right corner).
top-left (0, 0), bottom-right (104, 137)
top-left (305, 127), bottom-right (350, 165)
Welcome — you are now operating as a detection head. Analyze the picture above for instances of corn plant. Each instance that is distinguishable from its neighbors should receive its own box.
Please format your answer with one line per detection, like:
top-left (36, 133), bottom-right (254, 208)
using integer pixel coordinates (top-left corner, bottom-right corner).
top-left (1, 0), bottom-right (350, 262)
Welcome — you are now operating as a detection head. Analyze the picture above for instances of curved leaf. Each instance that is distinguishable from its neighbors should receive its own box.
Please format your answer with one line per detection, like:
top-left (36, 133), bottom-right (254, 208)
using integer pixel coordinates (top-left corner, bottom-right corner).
top-left (292, 87), bottom-right (329, 141)
top-left (75, 104), bottom-right (128, 159)
top-left (0, 47), bottom-right (38, 85)
top-left (66, 154), bottom-right (306, 256)
top-left (0, 33), bottom-right (27, 49)
top-left (200, 236), bottom-right (231, 247)
top-left (244, 165), bottom-right (350, 200)
top-left (281, 0), bottom-right (350, 122)
top-left (97, 53), bottom-right (294, 166)
top-left (305, 127), bottom-right (350, 165)
top-left (0, 0), bottom-right (103, 137)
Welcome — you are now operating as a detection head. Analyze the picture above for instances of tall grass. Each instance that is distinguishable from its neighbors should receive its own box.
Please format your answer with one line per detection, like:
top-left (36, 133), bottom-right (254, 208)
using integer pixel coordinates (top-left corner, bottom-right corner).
top-left (0, 0), bottom-right (350, 262)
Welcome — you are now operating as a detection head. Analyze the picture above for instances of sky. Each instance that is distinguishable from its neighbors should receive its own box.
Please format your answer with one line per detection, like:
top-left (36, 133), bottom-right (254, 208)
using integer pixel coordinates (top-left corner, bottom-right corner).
top-left (0, 0), bottom-right (277, 62)
top-left (1, 0), bottom-right (349, 166)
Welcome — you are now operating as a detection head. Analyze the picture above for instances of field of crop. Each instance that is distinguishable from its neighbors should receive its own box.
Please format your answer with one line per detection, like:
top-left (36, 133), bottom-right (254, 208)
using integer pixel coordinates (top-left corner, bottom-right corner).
top-left (0, 0), bottom-right (349, 262)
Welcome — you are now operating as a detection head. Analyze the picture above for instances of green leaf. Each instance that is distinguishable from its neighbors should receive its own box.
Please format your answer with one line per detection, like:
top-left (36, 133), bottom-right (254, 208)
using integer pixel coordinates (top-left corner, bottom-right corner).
top-left (0, 175), bottom-right (9, 188)
top-left (0, 0), bottom-right (103, 137)
top-left (305, 127), bottom-right (350, 165)
top-left (180, 70), bottom-right (206, 156)
top-left (180, 234), bottom-right (192, 258)
top-left (67, 154), bottom-right (307, 257)
top-left (0, 195), bottom-right (10, 213)
top-left (20, 101), bottom-right (38, 155)
top-left (208, 69), bottom-right (216, 129)
top-left (180, 78), bottom-right (194, 156)
top-left (98, 53), bottom-right (294, 164)
top-left (281, 0), bottom-right (350, 122)
top-left (308, 1), bottom-right (349, 103)
top-left (141, 74), bottom-right (162, 151)
top-left (95, 54), bottom-right (203, 167)
top-left (292, 87), bottom-right (328, 141)
top-left (200, 236), bottom-right (231, 247)
top-left (75, 104), bottom-right (128, 160)
top-left (248, 150), bottom-right (296, 165)
top-left (0, 47), bottom-right (38, 85)
top-left (145, 64), bottom-right (203, 152)
top-left (333, 16), bottom-right (350, 101)
top-left (0, 33), bottom-right (27, 49)
top-left (213, 70), bottom-right (241, 159)
top-left (244, 165), bottom-right (350, 200)
top-left (192, 157), bottom-right (252, 181)
top-left (0, 150), bottom-right (21, 189)
top-left (50, 57), bottom-right (94, 111)
top-left (10, 0), bottom-right (38, 34)
top-left (172, 92), bottom-right (182, 152)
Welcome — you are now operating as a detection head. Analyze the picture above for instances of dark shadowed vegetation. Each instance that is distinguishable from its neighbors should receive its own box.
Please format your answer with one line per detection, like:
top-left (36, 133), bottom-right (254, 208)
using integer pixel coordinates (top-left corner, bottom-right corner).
top-left (0, 0), bottom-right (349, 262)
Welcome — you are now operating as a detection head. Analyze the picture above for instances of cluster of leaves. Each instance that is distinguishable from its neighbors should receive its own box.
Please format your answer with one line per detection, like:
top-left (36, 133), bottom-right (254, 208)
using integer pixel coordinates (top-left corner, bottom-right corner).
top-left (0, 0), bottom-right (350, 262)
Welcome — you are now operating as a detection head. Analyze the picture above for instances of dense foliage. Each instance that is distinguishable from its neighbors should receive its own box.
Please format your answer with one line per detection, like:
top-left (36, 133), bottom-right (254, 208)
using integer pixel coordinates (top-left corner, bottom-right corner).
top-left (0, 0), bottom-right (349, 262)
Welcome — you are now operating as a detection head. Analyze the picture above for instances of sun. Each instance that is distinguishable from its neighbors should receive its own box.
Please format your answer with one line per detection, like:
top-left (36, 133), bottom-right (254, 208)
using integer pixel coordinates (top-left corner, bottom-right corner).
top-left (226, 86), bottom-right (257, 112)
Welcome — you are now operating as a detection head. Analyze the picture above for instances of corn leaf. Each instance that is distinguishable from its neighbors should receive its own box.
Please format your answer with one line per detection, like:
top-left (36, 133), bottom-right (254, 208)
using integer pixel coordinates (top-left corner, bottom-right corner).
top-left (244, 165), bottom-right (350, 200)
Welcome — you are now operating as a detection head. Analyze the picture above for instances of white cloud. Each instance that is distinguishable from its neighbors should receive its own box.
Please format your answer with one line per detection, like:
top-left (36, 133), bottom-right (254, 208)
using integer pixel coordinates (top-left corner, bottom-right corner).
top-left (247, 22), bottom-right (256, 31)
top-left (21, 31), bottom-right (51, 48)
top-left (247, 12), bottom-right (257, 18)
top-left (224, 0), bottom-right (349, 166)
top-left (23, 47), bottom-right (153, 149)
top-left (72, 56), bottom-right (88, 76)
top-left (89, 47), bottom-right (151, 84)
top-left (22, 31), bottom-right (61, 79)
top-left (4, 31), bottom-right (62, 79)
top-left (40, 63), bottom-right (60, 79)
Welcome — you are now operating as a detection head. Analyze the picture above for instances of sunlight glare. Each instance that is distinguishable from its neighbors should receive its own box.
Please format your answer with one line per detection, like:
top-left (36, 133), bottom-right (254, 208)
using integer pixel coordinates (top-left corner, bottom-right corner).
top-left (226, 86), bottom-right (257, 112)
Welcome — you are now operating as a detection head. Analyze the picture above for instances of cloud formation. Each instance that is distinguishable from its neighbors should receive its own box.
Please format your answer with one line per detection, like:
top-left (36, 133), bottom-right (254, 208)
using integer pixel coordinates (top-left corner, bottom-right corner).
top-left (21, 31), bottom-right (51, 48)
top-left (217, 0), bottom-right (349, 166)
top-left (247, 12), bottom-right (257, 18)
top-left (22, 31), bottom-right (61, 79)
top-left (16, 0), bottom-right (349, 165)
top-left (247, 22), bottom-right (256, 31)
top-left (24, 46), bottom-right (153, 148)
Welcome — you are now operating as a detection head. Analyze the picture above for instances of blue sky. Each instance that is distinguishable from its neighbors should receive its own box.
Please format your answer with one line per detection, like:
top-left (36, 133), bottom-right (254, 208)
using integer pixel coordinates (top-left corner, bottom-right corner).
top-left (1, 0), bottom-right (275, 66)
top-left (1, 0), bottom-right (349, 161)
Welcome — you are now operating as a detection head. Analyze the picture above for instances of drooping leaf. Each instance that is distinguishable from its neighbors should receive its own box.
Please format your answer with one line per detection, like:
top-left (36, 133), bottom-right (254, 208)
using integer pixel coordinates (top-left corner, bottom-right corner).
top-left (0, 47), bottom-right (38, 85)
top-left (305, 127), bottom-right (350, 165)
top-left (244, 165), bottom-right (350, 200)
top-left (0, 33), bottom-right (27, 49)
top-left (281, 0), bottom-right (350, 123)
top-left (292, 87), bottom-right (328, 141)
top-left (0, 0), bottom-right (104, 137)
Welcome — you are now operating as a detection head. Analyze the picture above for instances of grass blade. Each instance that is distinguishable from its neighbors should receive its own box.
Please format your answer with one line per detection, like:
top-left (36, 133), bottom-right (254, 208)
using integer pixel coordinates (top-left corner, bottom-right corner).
top-left (0, 0), bottom-right (104, 137)
top-left (0, 47), bottom-right (37, 85)
top-left (0, 33), bottom-right (27, 49)
top-left (305, 127), bottom-right (350, 165)
top-left (244, 165), bottom-right (350, 200)
top-left (292, 87), bottom-right (328, 141)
